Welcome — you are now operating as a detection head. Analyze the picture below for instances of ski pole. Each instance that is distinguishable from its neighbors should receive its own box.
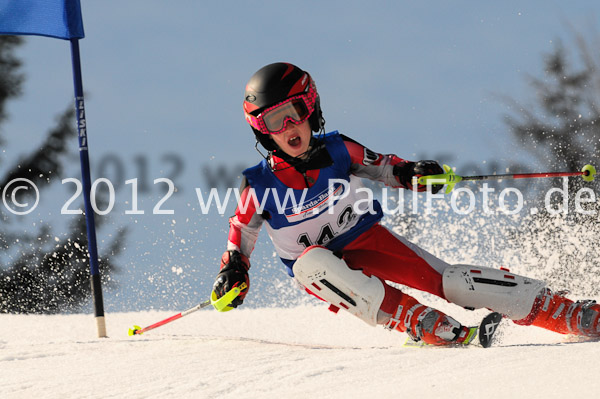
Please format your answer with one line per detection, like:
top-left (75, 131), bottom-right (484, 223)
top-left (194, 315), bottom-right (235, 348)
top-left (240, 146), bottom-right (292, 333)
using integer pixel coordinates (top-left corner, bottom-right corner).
top-left (128, 282), bottom-right (247, 336)
top-left (417, 164), bottom-right (596, 194)
top-left (128, 300), bottom-right (211, 336)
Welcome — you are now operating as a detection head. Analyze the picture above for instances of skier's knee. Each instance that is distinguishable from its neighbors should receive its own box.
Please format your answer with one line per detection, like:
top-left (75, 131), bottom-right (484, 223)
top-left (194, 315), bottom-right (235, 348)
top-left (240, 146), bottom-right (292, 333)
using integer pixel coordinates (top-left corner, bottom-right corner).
top-left (293, 246), bottom-right (385, 326)
top-left (442, 264), bottom-right (545, 320)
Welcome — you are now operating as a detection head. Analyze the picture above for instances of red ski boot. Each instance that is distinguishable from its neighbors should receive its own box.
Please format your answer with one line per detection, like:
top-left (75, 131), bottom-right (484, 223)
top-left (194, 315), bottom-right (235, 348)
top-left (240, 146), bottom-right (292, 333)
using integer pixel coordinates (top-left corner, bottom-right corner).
top-left (516, 288), bottom-right (600, 338)
top-left (383, 292), bottom-right (474, 346)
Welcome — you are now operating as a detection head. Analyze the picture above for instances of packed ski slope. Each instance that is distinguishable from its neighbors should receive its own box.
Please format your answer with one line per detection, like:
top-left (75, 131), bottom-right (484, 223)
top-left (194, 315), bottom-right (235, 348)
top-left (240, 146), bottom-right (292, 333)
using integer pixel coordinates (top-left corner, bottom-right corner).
top-left (2, 299), bottom-right (600, 399)
top-left (4, 200), bottom-right (600, 398)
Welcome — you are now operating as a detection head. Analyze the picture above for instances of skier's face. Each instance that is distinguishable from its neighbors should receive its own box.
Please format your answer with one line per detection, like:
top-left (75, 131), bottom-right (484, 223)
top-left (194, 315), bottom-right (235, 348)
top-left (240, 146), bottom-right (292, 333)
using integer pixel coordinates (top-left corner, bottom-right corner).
top-left (270, 120), bottom-right (312, 158)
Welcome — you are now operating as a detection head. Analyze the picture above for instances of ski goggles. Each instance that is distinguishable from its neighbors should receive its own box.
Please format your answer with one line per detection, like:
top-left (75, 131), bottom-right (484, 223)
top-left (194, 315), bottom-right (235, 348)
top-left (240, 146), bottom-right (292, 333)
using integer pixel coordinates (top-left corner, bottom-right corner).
top-left (246, 80), bottom-right (317, 135)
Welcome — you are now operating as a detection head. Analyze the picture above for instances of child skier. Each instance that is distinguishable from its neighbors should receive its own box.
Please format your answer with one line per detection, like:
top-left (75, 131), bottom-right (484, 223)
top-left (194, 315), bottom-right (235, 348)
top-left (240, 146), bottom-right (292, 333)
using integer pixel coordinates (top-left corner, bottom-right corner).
top-left (212, 62), bottom-right (600, 345)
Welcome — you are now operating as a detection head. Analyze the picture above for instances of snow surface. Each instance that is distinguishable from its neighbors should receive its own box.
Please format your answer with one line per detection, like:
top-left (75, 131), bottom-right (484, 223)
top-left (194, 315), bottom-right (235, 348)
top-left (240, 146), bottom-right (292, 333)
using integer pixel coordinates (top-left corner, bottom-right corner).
top-left (2, 302), bottom-right (600, 399)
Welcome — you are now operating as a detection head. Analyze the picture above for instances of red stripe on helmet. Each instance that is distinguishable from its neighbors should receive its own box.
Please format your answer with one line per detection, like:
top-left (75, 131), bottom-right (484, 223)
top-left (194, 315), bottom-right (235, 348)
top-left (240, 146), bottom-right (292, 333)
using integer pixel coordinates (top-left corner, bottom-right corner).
top-left (287, 73), bottom-right (309, 97)
top-left (244, 101), bottom-right (260, 114)
top-left (281, 63), bottom-right (296, 80)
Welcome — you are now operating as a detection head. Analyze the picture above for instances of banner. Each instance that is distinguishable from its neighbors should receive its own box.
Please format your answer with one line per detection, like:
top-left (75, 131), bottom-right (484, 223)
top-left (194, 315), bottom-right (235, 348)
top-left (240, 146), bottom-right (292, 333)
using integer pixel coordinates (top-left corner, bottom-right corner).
top-left (0, 0), bottom-right (84, 40)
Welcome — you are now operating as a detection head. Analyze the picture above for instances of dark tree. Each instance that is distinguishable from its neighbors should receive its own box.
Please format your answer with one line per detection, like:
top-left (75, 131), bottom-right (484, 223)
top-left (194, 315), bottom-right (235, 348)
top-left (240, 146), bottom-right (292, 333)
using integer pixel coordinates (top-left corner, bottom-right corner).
top-left (502, 31), bottom-right (600, 295)
top-left (0, 36), bottom-right (126, 313)
top-left (504, 34), bottom-right (600, 203)
top-left (0, 36), bottom-right (23, 129)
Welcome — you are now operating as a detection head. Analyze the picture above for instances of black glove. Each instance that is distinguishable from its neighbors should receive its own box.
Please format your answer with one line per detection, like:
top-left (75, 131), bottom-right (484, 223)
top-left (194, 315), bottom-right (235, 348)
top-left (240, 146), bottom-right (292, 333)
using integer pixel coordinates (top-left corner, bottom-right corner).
top-left (213, 250), bottom-right (250, 308)
top-left (394, 160), bottom-right (445, 193)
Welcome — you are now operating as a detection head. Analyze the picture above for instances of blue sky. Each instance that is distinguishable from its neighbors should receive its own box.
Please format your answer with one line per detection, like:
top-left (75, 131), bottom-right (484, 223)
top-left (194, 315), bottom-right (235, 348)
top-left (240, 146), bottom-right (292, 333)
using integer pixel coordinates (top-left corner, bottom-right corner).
top-left (2, 1), bottom-right (599, 310)
top-left (6, 1), bottom-right (598, 169)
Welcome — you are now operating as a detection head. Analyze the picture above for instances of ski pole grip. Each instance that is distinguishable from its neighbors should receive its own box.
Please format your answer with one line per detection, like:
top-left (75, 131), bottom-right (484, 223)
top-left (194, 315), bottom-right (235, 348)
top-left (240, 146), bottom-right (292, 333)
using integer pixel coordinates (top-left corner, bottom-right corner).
top-left (416, 165), bottom-right (461, 194)
top-left (211, 282), bottom-right (247, 312)
top-left (417, 173), bottom-right (452, 186)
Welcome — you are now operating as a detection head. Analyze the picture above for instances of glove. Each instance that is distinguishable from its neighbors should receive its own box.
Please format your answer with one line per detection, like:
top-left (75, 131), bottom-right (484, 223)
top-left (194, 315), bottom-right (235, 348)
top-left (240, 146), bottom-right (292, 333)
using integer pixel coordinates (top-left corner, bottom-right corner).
top-left (394, 160), bottom-right (445, 193)
top-left (213, 250), bottom-right (250, 308)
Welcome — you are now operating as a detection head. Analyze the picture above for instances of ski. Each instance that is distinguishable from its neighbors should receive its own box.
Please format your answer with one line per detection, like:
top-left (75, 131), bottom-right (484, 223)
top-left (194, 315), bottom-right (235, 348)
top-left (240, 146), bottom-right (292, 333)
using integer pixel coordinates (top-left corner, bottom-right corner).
top-left (478, 312), bottom-right (503, 348)
top-left (403, 312), bottom-right (503, 348)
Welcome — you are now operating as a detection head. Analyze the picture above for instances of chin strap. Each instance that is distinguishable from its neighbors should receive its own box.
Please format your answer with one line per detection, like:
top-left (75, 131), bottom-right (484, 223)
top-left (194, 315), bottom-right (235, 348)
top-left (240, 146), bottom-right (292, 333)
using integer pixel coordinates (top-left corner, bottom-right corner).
top-left (260, 131), bottom-right (333, 174)
top-left (284, 137), bottom-right (333, 173)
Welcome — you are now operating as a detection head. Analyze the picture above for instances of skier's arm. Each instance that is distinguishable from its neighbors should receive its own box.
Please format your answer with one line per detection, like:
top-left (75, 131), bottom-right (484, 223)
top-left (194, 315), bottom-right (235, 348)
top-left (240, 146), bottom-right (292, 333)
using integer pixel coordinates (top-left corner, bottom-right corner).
top-left (226, 178), bottom-right (264, 257)
top-left (341, 134), bottom-right (443, 192)
top-left (213, 178), bottom-right (265, 307)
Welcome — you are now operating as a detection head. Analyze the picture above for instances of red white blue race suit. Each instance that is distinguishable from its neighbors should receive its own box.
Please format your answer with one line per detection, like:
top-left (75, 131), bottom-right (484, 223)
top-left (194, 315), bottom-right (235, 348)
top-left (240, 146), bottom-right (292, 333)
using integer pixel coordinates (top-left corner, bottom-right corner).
top-left (227, 131), bottom-right (451, 312)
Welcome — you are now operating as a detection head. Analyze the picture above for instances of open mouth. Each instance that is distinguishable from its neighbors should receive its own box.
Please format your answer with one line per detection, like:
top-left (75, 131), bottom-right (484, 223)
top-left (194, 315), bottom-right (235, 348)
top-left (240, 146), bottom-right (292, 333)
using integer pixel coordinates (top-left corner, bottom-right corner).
top-left (288, 135), bottom-right (301, 148)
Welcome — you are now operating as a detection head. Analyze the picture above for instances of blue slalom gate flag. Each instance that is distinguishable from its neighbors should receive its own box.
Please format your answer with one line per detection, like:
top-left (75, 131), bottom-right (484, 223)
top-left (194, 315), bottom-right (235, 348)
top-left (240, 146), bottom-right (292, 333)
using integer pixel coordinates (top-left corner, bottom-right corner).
top-left (0, 0), bottom-right (84, 39)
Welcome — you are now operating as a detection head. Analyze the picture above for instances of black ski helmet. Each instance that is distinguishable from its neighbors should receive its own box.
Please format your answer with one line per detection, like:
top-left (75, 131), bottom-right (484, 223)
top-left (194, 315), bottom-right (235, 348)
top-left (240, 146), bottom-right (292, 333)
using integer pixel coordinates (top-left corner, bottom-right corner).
top-left (243, 62), bottom-right (324, 151)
